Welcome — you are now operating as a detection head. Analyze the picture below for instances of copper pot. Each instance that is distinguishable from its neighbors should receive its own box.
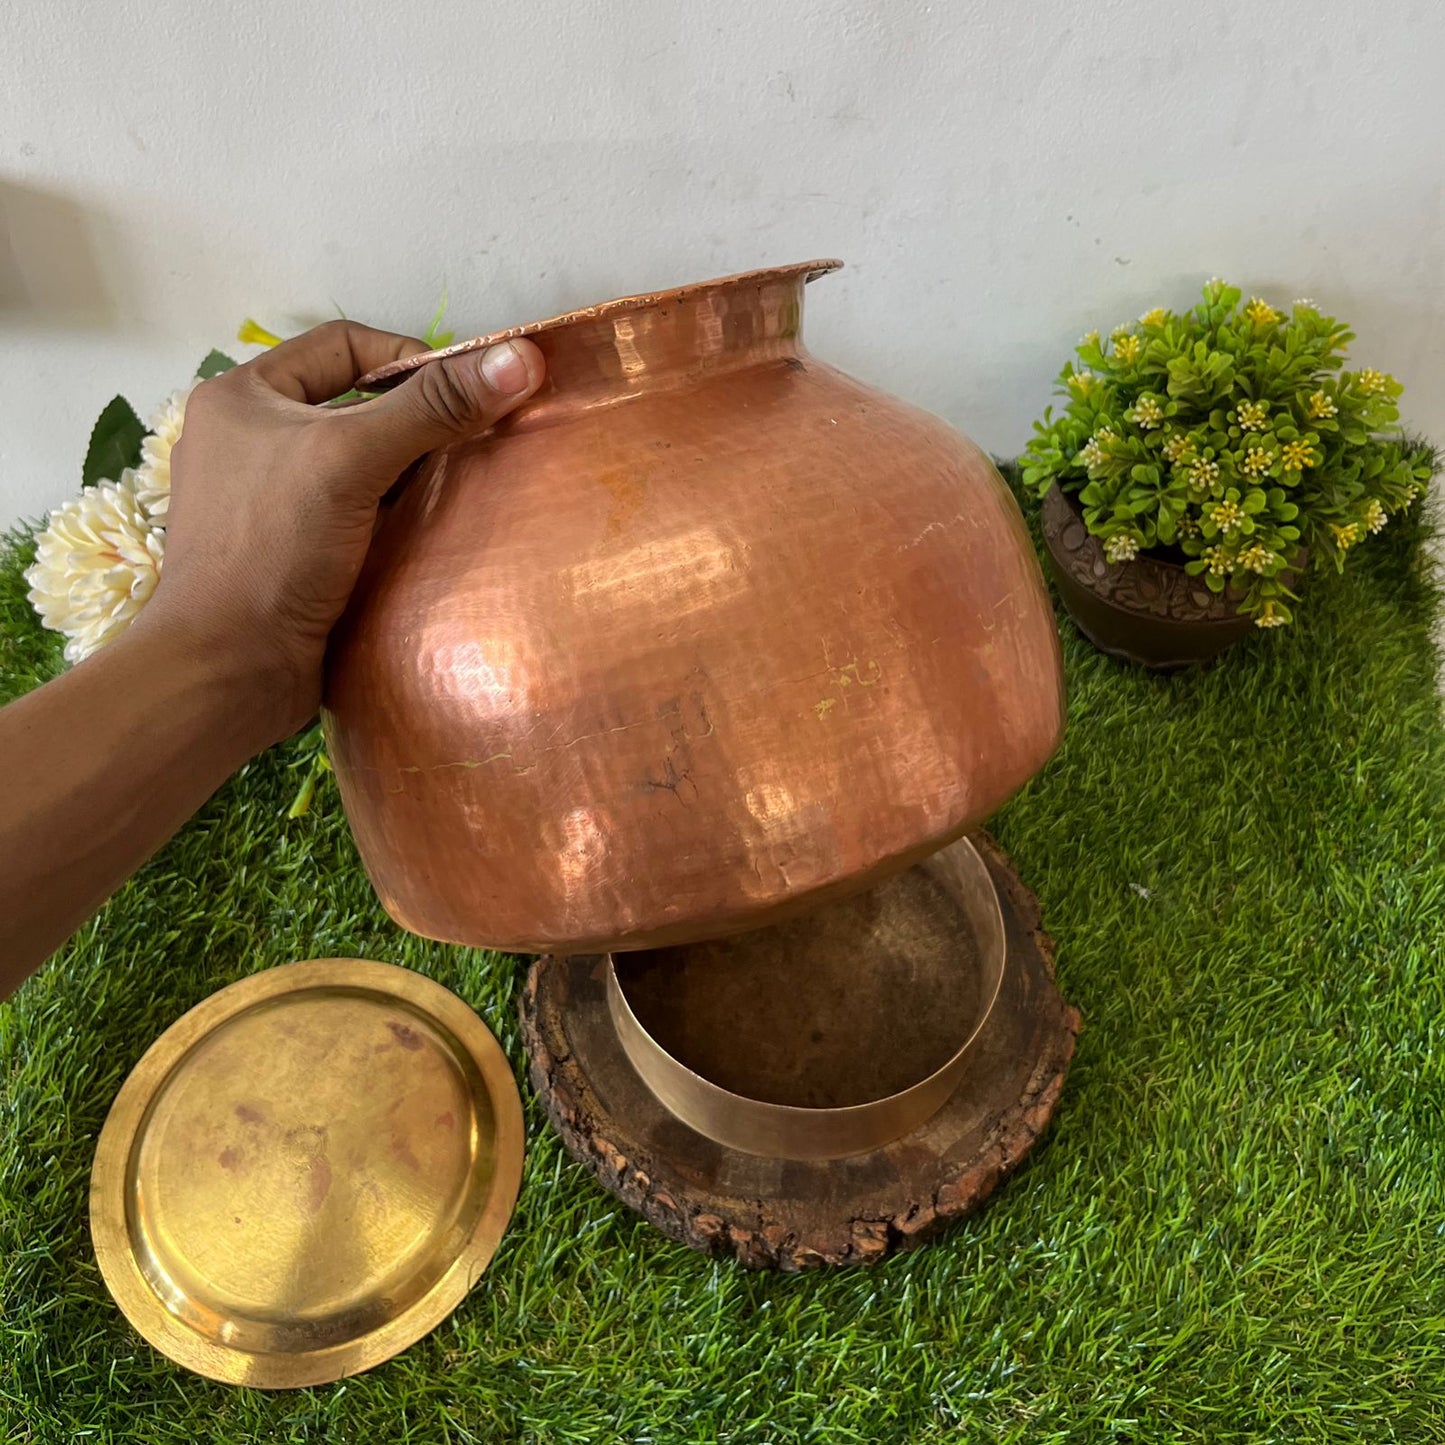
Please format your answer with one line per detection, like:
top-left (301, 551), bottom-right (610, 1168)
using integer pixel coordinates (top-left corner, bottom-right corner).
top-left (324, 261), bottom-right (1065, 954)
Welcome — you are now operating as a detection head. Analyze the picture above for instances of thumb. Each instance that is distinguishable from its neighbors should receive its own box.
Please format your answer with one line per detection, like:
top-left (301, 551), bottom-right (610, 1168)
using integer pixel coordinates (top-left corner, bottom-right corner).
top-left (342, 339), bottom-right (545, 481)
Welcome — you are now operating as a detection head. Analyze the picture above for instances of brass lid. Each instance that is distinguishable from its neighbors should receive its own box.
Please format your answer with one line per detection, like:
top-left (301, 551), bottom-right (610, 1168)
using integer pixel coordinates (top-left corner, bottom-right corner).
top-left (90, 959), bottom-right (525, 1388)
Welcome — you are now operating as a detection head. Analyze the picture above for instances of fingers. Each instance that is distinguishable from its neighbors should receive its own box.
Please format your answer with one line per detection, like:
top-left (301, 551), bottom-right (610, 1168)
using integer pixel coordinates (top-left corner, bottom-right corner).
top-left (247, 321), bottom-right (431, 405)
top-left (332, 339), bottom-right (546, 484)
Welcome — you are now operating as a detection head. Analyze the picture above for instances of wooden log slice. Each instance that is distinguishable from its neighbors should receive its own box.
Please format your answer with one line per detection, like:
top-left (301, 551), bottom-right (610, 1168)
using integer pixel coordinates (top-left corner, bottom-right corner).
top-left (518, 832), bottom-right (1080, 1270)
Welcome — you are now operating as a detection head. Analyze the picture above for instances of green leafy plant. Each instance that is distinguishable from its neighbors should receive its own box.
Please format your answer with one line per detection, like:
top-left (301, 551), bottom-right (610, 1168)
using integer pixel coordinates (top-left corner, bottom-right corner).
top-left (1021, 280), bottom-right (1438, 627)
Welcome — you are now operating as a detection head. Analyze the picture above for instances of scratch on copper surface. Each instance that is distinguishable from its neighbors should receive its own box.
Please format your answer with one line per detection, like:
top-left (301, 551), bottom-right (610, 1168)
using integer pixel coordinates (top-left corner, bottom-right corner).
top-left (561, 720), bottom-right (653, 750)
top-left (898, 520), bottom-right (948, 551)
top-left (980, 585), bottom-right (1026, 632)
top-left (361, 650), bottom-right (899, 786)
top-left (393, 752), bottom-right (516, 774)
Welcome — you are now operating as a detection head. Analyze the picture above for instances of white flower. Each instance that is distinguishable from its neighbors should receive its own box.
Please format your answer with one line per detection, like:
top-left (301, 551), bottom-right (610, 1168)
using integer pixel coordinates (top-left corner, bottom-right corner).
top-left (1127, 394), bottom-right (1164, 429)
top-left (1104, 534), bottom-right (1140, 564)
top-left (1234, 400), bottom-right (1268, 432)
top-left (1239, 446), bottom-right (1272, 479)
top-left (24, 475), bottom-right (164, 664)
top-left (132, 385), bottom-right (193, 524)
top-left (1187, 458), bottom-right (1221, 494)
top-left (1293, 297), bottom-right (1316, 308)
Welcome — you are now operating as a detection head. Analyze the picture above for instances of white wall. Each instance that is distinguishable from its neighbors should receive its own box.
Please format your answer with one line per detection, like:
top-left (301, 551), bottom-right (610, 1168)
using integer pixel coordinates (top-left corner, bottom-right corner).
top-left (4, 0), bottom-right (1445, 526)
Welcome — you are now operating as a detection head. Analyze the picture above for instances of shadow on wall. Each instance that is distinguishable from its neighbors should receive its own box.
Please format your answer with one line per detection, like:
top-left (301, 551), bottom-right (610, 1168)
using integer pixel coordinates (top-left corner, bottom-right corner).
top-left (0, 178), bottom-right (116, 327)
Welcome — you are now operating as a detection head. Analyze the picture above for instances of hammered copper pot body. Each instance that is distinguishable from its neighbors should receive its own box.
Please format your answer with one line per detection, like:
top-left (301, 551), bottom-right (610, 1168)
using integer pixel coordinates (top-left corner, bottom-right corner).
top-left (323, 262), bottom-right (1065, 954)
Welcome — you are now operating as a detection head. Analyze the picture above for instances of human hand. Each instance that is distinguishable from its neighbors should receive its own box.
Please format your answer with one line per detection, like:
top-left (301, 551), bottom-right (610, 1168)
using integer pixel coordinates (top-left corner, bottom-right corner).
top-left (136, 321), bottom-right (545, 750)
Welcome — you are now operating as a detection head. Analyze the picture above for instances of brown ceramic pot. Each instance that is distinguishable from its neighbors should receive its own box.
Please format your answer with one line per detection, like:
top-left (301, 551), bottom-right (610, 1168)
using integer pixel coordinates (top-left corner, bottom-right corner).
top-left (1040, 484), bottom-right (1258, 669)
top-left (324, 261), bottom-right (1065, 954)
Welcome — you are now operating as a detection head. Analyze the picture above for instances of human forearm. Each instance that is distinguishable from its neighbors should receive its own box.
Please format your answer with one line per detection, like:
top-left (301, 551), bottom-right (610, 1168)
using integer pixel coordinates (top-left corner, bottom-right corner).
top-left (0, 616), bottom-right (288, 996)
top-left (1, 322), bottom-right (542, 999)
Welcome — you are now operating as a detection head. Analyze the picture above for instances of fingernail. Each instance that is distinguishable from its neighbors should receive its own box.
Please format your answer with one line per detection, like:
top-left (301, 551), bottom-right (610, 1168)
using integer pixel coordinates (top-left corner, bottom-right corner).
top-left (478, 341), bottom-right (530, 395)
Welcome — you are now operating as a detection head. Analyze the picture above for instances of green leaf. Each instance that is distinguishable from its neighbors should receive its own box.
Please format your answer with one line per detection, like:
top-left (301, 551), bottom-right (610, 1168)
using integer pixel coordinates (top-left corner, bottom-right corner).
top-left (423, 290), bottom-right (451, 348)
top-left (287, 769), bottom-right (318, 820)
top-left (82, 396), bottom-right (145, 488)
top-left (196, 349), bottom-right (237, 380)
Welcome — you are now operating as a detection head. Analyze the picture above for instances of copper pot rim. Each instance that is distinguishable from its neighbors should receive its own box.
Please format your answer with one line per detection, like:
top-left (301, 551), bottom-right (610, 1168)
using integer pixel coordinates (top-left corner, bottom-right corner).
top-left (602, 836), bottom-right (1007, 1161)
top-left (354, 258), bottom-right (844, 392)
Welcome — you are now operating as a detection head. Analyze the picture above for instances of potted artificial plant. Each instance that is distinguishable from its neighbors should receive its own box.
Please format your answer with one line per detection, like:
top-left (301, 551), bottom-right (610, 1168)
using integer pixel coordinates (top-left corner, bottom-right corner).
top-left (1022, 279), bottom-right (1436, 668)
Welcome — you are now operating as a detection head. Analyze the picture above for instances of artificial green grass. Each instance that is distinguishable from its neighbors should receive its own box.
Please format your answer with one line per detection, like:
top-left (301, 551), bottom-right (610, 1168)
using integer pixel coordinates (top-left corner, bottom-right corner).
top-left (2, 488), bottom-right (1444, 1444)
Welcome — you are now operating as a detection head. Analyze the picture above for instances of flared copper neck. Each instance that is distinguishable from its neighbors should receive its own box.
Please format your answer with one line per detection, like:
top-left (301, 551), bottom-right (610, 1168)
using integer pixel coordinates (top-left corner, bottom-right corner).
top-left (355, 259), bottom-right (843, 423)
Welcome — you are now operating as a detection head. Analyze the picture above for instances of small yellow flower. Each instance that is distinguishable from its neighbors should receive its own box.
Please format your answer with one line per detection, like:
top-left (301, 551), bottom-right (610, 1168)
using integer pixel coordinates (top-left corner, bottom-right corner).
top-left (1356, 368), bottom-right (1390, 396)
top-left (1066, 369), bottom-right (1096, 393)
top-left (1307, 390), bottom-right (1338, 419)
top-left (1139, 307), bottom-right (1167, 327)
top-left (1237, 542), bottom-right (1276, 573)
top-left (1243, 297), bottom-right (1281, 326)
top-left (238, 318), bottom-right (283, 348)
top-left (1162, 432), bottom-right (1194, 463)
top-left (1177, 513), bottom-right (1201, 539)
top-left (1105, 534), bottom-right (1140, 564)
top-left (1240, 446), bottom-right (1272, 478)
top-left (1365, 500), bottom-right (1387, 534)
top-left (1209, 498), bottom-right (1246, 533)
top-left (1127, 394), bottom-right (1164, 429)
top-left (1202, 544), bottom-right (1229, 576)
top-left (1113, 333), bottom-right (1143, 364)
top-left (1280, 439), bottom-right (1315, 471)
top-left (1254, 601), bottom-right (1288, 628)
top-left (1234, 400), bottom-right (1268, 432)
top-left (1331, 521), bottom-right (1362, 549)
top-left (1079, 329), bottom-right (1101, 347)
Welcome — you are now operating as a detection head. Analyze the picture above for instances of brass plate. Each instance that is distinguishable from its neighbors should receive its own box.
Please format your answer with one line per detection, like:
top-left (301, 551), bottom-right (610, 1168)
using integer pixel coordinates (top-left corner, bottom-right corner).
top-left (90, 959), bottom-right (525, 1389)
